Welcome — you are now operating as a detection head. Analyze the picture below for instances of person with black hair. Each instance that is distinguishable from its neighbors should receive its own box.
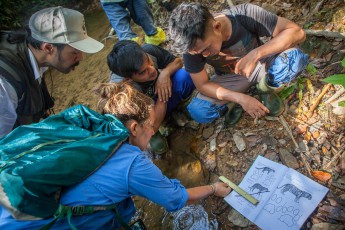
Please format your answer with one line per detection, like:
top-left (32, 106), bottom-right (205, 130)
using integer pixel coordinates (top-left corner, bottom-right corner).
top-left (107, 40), bottom-right (195, 153)
top-left (0, 6), bottom-right (104, 138)
top-left (169, 3), bottom-right (308, 124)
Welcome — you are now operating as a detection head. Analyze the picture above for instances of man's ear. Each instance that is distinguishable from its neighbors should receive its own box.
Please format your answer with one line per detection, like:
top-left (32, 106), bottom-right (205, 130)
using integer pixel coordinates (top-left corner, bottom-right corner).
top-left (127, 120), bottom-right (139, 136)
top-left (41, 43), bottom-right (54, 55)
top-left (213, 21), bottom-right (222, 32)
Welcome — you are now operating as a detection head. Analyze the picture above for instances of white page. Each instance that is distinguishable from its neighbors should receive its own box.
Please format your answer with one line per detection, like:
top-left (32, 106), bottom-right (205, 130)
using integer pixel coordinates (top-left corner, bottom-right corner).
top-left (224, 155), bottom-right (288, 222)
top-left (255, 168), bottom-right (329, 230)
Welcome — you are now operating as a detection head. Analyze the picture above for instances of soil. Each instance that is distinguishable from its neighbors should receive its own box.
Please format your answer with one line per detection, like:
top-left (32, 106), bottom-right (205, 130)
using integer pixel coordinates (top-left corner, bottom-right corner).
top-left (45, 0), bottom-right (345, 229)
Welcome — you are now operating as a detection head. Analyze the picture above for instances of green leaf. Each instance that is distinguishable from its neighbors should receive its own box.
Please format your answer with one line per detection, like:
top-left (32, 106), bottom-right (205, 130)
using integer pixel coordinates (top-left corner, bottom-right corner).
top-left (306, 63), bottom-right (317, 75)
top-left (298, 77), bottom-right (305, 102)
top-left (278, 84), bottom-right (296, 100)
top-left (304, 22), bottom-right (314, 29)
top-left (339, 100), bottom-right (345, 107)
top-left (341, 58), bottom-right (345, 68)
top-left (322, 74), bottom-right (345, 87)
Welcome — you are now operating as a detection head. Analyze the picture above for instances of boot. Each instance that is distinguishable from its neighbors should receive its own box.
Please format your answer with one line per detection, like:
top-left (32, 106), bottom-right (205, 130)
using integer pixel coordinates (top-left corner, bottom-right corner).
top-left (144, 27), bottom-right (166, 45)
top-left (256, 75), bottom-right (284, 116)
top-left (149, 132), bottom-right (169, 154)
top-left (224, 102), bottom-right (243, 127)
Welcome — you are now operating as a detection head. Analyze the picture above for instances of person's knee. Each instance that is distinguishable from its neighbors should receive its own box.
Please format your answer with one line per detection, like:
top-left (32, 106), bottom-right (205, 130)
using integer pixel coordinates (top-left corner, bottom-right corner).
top-left (172, 69), bottom-right (195, 97)
top-left (268, 48), bottom-right (309, 87)
top-left (187, 98), bottom-right (224, 124)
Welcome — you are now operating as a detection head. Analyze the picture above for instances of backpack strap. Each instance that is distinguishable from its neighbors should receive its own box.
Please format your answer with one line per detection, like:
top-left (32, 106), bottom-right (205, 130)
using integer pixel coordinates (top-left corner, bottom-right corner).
top-left (39, 204), bottom-right (131, 230)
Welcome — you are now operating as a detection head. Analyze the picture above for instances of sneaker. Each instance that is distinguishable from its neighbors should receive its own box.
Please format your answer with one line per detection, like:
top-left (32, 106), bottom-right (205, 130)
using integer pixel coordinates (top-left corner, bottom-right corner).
top-left (144, 27), bottom-right (166, 45)
top-left (130, 37), bottom-right (142, 45)
top-left (148, 132), bottom-right (169, 154)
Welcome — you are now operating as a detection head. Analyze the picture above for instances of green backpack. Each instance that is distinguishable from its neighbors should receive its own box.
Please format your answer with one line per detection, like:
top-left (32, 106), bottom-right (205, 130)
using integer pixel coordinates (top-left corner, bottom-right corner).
top-left (0, 104), bottom-right (129, 224)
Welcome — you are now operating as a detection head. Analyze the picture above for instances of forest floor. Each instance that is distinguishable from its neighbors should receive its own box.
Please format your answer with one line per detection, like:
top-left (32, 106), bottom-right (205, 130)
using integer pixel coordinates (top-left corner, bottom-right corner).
top-left (46, 0), bottom-right (345, 229)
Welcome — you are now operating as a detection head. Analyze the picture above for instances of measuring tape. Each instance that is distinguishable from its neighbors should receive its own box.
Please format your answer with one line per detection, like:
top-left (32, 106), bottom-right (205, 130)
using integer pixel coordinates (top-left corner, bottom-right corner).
top-left (219, 176), bottom-right (259, 205)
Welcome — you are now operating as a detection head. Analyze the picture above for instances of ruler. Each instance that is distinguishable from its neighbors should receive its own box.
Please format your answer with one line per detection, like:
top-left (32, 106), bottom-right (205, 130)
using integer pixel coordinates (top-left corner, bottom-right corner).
top-left (219, 176), bottom-right (259, 205)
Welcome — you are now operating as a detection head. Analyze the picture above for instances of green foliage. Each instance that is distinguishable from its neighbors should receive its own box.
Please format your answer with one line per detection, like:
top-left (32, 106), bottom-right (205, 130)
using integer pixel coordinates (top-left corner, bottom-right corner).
top-left (322, 58), bottom-right (345, 106)
top-left (306, 63), bottom-right (317, 75)
top-left (278, 84), bottom-right (296, 100)
top-left (315, 10), bottom-right (327, 17)
top-left (322, 58), bottom-right (345, 88)
top-left (0, 0), bottom-right (79, 30)
top-left (297, 77), bottom-right (305, 102)
top-left (322, 74), bottom-right (345, 88)
top-left (304, 22), bottom-right (314, 29)
top-left (0, 0), bottom-right (22, 30)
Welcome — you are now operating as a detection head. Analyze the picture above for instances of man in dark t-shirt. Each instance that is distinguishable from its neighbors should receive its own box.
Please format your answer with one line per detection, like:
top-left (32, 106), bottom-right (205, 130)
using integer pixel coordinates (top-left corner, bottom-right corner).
top-left (107, 40), bottom-right (195, 153)
top-left (169, 3), bottom-right (308, 123)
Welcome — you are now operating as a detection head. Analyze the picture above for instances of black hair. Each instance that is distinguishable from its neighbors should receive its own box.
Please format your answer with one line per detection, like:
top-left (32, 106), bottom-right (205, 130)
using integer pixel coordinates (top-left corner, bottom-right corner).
top-left (169, 3), bottom-right (214, 54)
top-left (107, 40), bottom-right (147, 78)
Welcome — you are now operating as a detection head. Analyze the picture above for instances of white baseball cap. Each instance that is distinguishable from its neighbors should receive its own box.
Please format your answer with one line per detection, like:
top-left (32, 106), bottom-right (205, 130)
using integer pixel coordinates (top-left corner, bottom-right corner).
top-left (29, 6), bottom-right (104, 53)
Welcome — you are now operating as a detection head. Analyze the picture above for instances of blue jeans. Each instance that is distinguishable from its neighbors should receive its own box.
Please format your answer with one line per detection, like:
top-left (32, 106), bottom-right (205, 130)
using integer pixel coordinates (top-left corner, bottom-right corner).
top-left (188, 48), bottom-right (309, 123)
top-left (101, 0), bottom-right (157, 40)
top-left (164, 68), bottom-right (195, 115)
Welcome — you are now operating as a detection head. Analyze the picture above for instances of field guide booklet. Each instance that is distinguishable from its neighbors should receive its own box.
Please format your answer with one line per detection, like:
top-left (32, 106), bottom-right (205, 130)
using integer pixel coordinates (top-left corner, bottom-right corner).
top-left (224, 155), bottom-right (329, 230)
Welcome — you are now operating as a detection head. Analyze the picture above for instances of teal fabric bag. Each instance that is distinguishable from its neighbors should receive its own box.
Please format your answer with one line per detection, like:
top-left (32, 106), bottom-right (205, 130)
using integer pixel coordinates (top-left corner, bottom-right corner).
top-left (0, 104), bottom-right (129, 220)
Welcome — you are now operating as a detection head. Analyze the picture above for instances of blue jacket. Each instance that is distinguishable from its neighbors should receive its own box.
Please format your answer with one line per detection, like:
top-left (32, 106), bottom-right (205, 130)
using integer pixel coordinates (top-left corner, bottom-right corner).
top-left (0, 142), bottom-right (189, 229)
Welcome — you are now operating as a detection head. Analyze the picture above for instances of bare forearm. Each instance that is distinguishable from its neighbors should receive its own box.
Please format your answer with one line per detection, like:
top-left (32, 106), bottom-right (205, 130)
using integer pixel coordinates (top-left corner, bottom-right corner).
top-left (186, 182), bottom-right (231, 204)
top-left (198, 81), bottom-right (245, 104)
top-left (160, 57), bottom-right (183, 77)
top-left (191, 70), bottom-right (246, 105)
top-left (186, 185), bottom-right (213, 204)
top-left (252, 17), bottom-right (306, 62)
top-left (253, 29), bottom-right (305, 62)
top-left (153, 100), bottom-right (167, 132)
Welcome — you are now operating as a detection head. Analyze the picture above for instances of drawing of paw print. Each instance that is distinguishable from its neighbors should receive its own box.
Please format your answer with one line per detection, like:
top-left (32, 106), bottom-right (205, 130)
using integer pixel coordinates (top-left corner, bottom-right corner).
top-left (263, 203), bottom-right (275, 214)
top-left (279, 214), bottom-right (294, 227)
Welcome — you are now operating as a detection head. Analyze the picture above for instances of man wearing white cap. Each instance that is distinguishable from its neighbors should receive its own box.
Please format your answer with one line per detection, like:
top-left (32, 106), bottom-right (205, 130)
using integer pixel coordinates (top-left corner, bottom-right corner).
top-left (0, 6), bottom-right (104, 138)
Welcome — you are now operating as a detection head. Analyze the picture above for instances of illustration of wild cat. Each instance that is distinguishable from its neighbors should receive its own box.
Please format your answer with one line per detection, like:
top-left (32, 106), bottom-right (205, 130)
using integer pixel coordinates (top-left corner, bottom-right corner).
top-left (277, 184), bottom-right (312, 203)
top-left (255, 167), bottom-right (275, 174)
top-left (249, 183), bottom-right (269, 194)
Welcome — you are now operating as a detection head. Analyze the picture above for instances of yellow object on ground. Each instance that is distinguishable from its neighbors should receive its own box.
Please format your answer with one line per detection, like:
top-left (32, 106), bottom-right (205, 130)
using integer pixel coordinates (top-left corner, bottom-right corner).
top-left (145, 27), bottom-right (166, 45)
top-left (130, 37), bottom-right (142, 45)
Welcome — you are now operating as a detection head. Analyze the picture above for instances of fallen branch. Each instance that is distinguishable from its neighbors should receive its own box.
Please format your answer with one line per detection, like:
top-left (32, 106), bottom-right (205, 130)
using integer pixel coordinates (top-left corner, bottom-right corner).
top-left (287, 114), bottom-right (324, 131)
top-left (324, 87), bottom-right (345, 104)
top-left (278, 115), bottom-right (299, 149)
top-left (306, 0), bottom-right (325, 22)
top-left (307, 83), bottom-right (332, 118)
top-left (278, 116), bottom-right (314, 176)
top-left (301, 154), bottom-right (312, 176)
top-left (305, 29), bottom-right (345, 39)
top-left (323, 149), bottom-right (344, 171)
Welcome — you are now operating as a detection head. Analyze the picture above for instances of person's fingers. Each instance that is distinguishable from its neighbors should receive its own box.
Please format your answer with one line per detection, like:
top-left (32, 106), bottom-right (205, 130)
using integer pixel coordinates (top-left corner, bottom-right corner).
top-left (259, 102), bottom-right (270, 113)
top-left (162, 88), bottom-right (168, 102)
top-left (158, 89), bottom-right (163, 101)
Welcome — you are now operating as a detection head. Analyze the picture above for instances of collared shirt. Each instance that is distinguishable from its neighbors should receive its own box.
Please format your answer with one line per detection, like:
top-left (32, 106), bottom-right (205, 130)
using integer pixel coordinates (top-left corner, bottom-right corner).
top-left (0, 143), bottom-right (189, 229)
top-left (0, 48), bottom-right (47, 138)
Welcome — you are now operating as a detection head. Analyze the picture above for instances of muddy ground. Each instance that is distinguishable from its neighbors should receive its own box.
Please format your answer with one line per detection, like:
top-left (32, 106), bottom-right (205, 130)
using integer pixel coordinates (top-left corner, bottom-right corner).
top-left (46, 0), bottom-right (345, 229)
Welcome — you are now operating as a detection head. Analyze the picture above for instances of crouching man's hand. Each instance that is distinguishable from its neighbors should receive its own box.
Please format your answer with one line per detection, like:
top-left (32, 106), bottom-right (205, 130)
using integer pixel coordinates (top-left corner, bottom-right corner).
top-left (238, 94), bottom-right (269, 119)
